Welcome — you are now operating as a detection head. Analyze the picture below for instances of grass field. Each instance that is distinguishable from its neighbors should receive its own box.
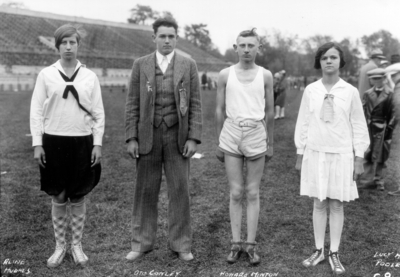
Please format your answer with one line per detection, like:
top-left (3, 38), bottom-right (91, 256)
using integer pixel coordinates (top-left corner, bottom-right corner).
top-left (1, 87), bottom-right (399, 277)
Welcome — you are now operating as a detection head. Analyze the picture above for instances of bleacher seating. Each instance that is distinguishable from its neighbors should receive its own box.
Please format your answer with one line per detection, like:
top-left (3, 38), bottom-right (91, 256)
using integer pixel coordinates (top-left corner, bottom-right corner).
top-left (0, 6), bottom-right (229, 73)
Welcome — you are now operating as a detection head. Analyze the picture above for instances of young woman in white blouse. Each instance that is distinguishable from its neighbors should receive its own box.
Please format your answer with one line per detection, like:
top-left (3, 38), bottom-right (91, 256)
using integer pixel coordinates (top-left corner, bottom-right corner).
top-left (30, 24), bottom-right (105, 268)
top-left (294, 42), bottom-right (369, 275)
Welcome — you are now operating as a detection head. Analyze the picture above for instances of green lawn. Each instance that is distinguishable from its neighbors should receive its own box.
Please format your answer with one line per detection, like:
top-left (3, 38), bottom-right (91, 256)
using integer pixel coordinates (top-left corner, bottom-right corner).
top-left (1, 87), bottom-right (399, 277)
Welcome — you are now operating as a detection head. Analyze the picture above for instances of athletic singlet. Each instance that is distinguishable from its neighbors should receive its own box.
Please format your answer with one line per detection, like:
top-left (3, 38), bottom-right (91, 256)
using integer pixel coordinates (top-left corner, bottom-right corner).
top-left (226, 65), bottom-right (265, 122)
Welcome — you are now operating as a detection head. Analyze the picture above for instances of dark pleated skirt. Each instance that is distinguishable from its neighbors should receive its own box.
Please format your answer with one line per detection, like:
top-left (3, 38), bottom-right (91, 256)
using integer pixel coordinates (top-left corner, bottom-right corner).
top-left (39, 133), bottom-right (101, 198)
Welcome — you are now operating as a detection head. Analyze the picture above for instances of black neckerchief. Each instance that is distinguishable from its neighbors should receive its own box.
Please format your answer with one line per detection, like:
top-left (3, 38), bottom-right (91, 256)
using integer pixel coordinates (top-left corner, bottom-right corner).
top-left (58, 67), bottom-right (93, 118)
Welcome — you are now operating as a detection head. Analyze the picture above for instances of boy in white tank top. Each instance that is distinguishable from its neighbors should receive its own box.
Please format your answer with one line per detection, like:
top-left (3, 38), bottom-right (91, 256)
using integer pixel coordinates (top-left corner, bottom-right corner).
top-left (215, 28), bottom-right (274, 265)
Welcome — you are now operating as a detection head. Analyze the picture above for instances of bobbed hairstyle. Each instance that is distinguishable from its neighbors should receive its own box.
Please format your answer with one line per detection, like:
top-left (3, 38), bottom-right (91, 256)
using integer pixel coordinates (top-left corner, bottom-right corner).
top-left (54, 24), bottom-right (86, 50)
top-left (314, 42), bottom-right (346, 70)
top-left (152, 17), bottom-right (178, 34)
top-left (236, 28), bottom-right (261, 43)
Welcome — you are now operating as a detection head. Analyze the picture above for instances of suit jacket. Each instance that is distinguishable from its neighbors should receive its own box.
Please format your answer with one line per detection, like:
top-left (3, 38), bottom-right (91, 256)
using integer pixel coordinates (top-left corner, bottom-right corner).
top-left (363, 85), bottom-right (397, 163)
top-left (358, 60), bottom-right (377, 100)
top-left (125, 51), bottom-right (202, 155)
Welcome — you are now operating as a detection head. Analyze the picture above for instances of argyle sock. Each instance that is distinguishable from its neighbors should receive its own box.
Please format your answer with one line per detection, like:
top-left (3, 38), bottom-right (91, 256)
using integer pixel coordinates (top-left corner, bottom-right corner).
top-left (51, 200), bottom-right (68, 246)
top-left (70, 199), bottom-right (86, 245)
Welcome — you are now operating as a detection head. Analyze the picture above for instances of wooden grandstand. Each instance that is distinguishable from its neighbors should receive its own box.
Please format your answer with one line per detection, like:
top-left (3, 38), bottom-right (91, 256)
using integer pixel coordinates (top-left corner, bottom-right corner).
top-left (0, 6), bottom-right (228, 90)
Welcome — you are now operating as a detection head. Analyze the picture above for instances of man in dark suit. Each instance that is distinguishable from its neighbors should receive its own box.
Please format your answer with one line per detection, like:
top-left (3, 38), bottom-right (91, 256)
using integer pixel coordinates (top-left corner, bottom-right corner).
top-left (125, 17), bottom-right (202, 262)
top-left (359, 68), bottom-right (397, 190)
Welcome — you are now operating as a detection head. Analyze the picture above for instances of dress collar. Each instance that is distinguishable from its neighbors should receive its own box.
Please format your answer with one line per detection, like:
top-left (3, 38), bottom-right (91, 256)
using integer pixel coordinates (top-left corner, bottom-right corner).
top-left (317, 78), bottom-right (347, 92)
top-left (52, 60), bottom-right (84, 75)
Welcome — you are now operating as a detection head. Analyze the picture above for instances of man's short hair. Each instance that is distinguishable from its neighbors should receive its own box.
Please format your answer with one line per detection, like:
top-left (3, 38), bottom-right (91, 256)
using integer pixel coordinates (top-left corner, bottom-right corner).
top-left (236, 28), bottom-right (261, 43)
top-left (314, 42), bottom-right (346, 69)
top-left (152, 17), bottom-right (178, 34)
top-left (54, 24), bottom-right (86, 50)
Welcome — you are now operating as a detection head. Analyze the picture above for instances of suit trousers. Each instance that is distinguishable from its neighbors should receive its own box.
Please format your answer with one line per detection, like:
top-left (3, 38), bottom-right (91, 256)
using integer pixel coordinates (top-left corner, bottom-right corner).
top-left (131, 122), bottom-right (191, 253)
top-left (361, 161), bottom-right (385, 185)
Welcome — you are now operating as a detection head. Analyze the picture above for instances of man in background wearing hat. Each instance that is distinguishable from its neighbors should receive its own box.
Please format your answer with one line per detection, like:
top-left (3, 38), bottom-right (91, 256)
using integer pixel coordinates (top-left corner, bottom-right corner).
top-left (384, 63), bottom-right (400, 195)
top-left (359, 68), bottom-right (397, 191)
top-left (358, 49), bottom-right (386, 99)
top-left (390, 54), bottom-right (400, 65)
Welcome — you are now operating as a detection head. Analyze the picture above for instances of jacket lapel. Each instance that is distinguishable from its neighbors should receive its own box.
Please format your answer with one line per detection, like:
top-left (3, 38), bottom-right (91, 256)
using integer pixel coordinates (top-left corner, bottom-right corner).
top-left (143, 52), bottom-right (156, 98)
top-left (173, 53), bottom-right (187, 116)
top-left (173, 53), bottom-right (186, 90)
top-left (372, 86), bottom-right (389, 109)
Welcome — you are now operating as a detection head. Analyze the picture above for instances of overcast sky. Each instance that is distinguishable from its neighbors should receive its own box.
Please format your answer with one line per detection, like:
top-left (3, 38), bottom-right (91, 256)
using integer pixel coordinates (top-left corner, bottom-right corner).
top-left (4, 0), bottom-right (400, 56)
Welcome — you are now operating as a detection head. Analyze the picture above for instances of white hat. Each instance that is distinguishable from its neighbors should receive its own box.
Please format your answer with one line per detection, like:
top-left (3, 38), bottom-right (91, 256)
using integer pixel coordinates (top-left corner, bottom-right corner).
top-left (385, 63), bottom-right (400, 76)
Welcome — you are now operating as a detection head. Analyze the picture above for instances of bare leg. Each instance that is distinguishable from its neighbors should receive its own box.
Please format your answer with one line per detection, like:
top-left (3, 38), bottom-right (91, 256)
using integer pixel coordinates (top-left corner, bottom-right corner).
top-left (52, 190), bottom-right (67, 203)
top-left (225, 155), bottom-right (244, 242)
top-left (280, 107), bottom-right (285, 118)
top-left (274, 106), bottom-right (280, 119)
top-left (245, 156), bottom-right (265, 242)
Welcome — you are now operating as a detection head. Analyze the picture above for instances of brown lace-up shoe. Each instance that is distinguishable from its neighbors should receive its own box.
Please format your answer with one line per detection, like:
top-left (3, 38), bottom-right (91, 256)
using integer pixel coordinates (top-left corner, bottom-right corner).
top-left (226, 241), bottom-right (243, 263)
top-left (243, 241), bottom-right (260, 265)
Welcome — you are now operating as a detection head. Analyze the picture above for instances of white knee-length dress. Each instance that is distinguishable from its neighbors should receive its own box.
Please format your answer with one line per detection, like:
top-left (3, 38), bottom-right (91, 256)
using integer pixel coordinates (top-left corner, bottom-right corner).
top-left (294, 79), bottom-right (370, 202)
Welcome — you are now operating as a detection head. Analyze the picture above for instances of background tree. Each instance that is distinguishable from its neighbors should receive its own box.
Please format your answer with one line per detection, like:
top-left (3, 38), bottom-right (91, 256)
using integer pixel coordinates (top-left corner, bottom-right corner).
top-left (184, 24), bottom-right (212, 50)
top-left (1, 1), bottom-right (28, 8)
top-left (184, 23), bottom-right (223, 59)
top-left (224, 49), bottom-right (238, 64)
top-left (361, 30), bottom-right (400, 56)
top-left (272, 31), bottom-right (298, 71)
top-left (127, 4), bottom-right (157, 25)
top-left (339, 38), bottom-right (361, 76)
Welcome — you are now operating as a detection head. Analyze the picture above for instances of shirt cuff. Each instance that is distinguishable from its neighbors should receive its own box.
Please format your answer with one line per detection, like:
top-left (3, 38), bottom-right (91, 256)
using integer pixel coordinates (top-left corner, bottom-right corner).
top-left (126, 137), bottom-right (138, 143)
top-left (296, 148), bottom-right (305, 155)
top-left (32, 135), bottom-right (42, 147)
top-left (188, 138), bottom-right (200, 144)
top-left (93, 135), bottom-right (103, 146)
top-left (354, 150), bottom-right (364, 158)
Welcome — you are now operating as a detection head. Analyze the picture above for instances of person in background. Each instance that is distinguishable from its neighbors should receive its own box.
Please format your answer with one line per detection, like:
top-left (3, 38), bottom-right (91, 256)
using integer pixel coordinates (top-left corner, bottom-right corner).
top-left (385, 63), bottom-right (400, 196)
top-left (390, 54), bottom-right (400, 65)
top-left (215, 28), bottom-right (274, 265)
top-left (380, 60), bottom-right (389, 69)
top-left (295, 42), bottom-right (369, 275)
top-left (125, 17), bottom-right (202, 262)
top-left (273, 72), bottom-right (281, 102)
top-left (358, 49), bottom-right (386, 99)
top-left (201, 71), bottom-right (208, 90)
top-left (359, 68), bottom-right (397, 191)
top-left (274, 70), bottom-right (287, 119)
top-left (30, 24), bottom-right (104, 268)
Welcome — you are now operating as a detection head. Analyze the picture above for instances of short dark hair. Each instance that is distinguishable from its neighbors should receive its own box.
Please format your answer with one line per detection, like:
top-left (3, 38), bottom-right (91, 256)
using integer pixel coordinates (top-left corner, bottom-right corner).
top-left (314, 42), bottom-right (346, 69)
top-left (152, 17), bottom-right (178, 34)
top-left (237, 28), bottom-right (261, 43)
top-left (391, 54), bottom-right (400, 64)
top-left (54, 24), bottom-right (86, 50)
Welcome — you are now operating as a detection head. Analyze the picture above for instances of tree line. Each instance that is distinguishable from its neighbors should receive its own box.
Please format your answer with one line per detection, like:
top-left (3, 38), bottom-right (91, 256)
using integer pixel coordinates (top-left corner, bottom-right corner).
top-left (129, 4), bottom-right (400, 77)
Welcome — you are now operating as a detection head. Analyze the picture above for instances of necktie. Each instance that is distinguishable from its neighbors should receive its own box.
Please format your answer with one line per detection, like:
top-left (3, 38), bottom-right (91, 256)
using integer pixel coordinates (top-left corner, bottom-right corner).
top-left (160, 56), bottom-right (168, 73)
top-left (58, 67), bottom-right (94, 119)
top-left (320, 94), bottom-right (334, 123)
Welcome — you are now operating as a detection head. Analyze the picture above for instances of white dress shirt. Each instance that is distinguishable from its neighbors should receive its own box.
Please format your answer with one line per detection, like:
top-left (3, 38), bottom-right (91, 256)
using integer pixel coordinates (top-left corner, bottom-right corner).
top-left (295, 78), bottom-right (370, 157)
top-left (156, 51), bottom-right (175, 73)
top-left (30, 60), bottom-right (105, 147)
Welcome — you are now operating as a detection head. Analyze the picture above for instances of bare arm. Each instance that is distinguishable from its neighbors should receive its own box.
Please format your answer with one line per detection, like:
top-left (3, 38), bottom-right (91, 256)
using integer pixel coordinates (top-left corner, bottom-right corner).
top-left (215, 69), bottom-right (228, 142)
top-left (263, 69), bottom-right (274, 162)
top-left (214, 69), bottom-right (228, 162)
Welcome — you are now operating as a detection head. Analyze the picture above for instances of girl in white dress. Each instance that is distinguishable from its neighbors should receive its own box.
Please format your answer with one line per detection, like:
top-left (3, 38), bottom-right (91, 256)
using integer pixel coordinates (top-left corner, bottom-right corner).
top-left (294, 42), bottom-right (369, 275)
